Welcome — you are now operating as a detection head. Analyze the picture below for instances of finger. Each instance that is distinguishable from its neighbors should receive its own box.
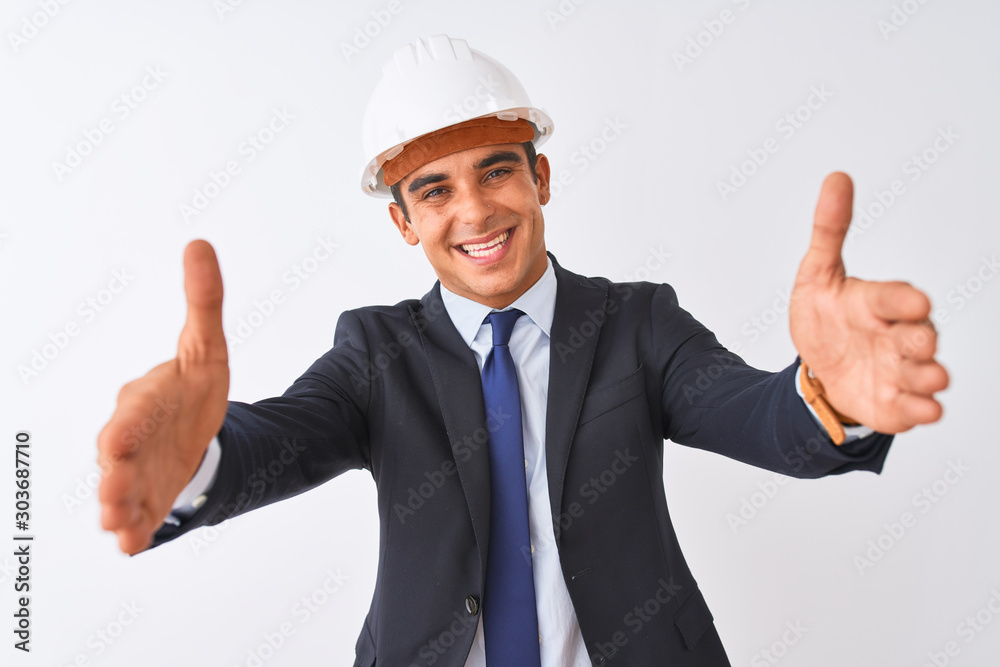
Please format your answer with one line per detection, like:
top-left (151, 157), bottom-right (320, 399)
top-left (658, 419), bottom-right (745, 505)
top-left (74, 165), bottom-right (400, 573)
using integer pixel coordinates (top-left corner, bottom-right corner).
top-left (97, 390), bottom-right (163, 511)
top-left (797, 172), bottom-right (853, 284)
top-left (104, 498), bottom-right (152, 555)
top-left (179, 240), bottom-right (227, 364)
top-left (116, 517), bottom-right (153, 556)
top-left (97, 428), bottom-right (141, 533)
top-left (897, 359), bottom-right (950, 395)
top-left (864, 281), bottom-right (932, 322)
top-left (101, 494), bottom-right (141, 532)
top-left (892, 392), bottom-right (944, 427)
top-left (97, 418), bottom-right (135, 475)
top-left (97, 449), bottom-right (138, 505)
top-left (890, 321), bottom-right (938, 361)
top-left (97, 394), bottom-right (160, 467)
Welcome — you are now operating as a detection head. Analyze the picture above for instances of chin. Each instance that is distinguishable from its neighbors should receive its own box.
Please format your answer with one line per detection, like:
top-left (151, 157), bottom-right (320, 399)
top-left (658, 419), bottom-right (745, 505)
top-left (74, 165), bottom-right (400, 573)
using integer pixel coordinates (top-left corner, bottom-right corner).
top-left (466, 272), bottom-right (520, 297)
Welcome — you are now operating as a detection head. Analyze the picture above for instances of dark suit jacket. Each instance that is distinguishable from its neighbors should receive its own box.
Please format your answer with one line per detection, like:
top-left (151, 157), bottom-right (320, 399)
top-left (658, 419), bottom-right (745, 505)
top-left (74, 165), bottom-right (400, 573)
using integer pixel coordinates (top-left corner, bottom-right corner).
top-left (149, 253), bottom-right (893, 666)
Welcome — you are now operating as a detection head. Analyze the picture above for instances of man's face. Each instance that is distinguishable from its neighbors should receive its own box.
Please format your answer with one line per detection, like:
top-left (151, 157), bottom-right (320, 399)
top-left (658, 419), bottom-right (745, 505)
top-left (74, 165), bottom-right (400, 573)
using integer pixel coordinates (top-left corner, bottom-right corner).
top-left (388, 143), bottom-right (551, 309)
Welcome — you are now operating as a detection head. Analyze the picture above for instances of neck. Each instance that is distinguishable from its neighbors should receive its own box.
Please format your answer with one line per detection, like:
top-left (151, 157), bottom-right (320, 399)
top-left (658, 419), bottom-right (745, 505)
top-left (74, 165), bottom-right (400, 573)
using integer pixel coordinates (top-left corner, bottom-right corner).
top-left (447, 252), bottom-right (549, 310)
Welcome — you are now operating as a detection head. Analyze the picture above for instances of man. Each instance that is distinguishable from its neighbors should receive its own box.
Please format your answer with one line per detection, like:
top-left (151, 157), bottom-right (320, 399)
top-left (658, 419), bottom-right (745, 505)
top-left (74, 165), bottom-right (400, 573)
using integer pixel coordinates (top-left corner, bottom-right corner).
top-left (97, 35), bottom-right (948, 666)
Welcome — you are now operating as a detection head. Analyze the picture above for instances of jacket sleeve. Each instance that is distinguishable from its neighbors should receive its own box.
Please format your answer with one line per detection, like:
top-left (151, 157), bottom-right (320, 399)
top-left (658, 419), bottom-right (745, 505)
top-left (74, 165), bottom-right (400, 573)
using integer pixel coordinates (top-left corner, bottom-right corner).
top-left (652, 283), bottom-right (893, 478)
top-left (143, 309), bottom-right (372, 552)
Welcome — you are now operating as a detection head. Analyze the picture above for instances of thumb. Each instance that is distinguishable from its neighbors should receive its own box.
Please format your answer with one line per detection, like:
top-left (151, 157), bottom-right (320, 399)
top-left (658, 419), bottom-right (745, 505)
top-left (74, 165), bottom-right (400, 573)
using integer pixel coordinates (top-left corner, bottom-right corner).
top-left (178, 240), bottom-right (226, 363)
top-left (797, 171), bottom-right (853, 286)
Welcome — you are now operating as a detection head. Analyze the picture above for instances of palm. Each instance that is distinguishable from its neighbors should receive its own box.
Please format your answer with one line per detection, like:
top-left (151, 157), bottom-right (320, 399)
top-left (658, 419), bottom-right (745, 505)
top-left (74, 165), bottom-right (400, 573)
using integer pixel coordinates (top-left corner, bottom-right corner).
top-left (98, 241), bottom-right (229, 555)
top-left (788, 173), bottom-right (948, 435)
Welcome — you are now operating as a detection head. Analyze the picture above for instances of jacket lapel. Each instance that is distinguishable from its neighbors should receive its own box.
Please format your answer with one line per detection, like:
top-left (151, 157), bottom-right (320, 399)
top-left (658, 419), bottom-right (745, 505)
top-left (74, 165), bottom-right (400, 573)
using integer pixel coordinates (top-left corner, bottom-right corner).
top-left (411, 284), bottom-right (493, 574)
top-left (545, 256), bottom-right (609, 528)
top-left (409, 257), bottom-right (609, 570)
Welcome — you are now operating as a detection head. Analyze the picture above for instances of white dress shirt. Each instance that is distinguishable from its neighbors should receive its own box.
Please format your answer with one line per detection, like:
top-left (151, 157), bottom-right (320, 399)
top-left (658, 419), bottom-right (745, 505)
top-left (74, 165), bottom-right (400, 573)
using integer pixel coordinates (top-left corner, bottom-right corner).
top-left (169, 257), bottom-right (872, 663)
top-left (438, 258), bottom-right (591, 666)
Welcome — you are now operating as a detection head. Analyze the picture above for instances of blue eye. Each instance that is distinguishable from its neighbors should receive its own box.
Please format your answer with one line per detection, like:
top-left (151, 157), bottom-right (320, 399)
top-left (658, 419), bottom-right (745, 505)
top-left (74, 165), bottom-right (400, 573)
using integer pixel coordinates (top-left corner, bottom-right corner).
top-left (486, 168), bottom-right (511, 180)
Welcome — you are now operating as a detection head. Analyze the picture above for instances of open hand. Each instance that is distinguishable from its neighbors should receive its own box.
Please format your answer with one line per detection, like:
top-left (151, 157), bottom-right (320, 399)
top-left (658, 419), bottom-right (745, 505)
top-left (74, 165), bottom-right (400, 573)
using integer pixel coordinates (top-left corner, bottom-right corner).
top-left (97, 240), bottom-right (230, 555)
top-left (789, 172), bottom-right (949, 434)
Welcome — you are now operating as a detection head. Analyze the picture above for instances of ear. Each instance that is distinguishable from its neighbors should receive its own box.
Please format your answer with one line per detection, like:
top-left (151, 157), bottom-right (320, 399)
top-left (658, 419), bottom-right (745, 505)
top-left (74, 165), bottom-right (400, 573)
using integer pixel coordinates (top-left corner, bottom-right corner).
top-left (535, 154), bottom-right (551, 206)
top-left (389, 202), bottom-right (420, 246)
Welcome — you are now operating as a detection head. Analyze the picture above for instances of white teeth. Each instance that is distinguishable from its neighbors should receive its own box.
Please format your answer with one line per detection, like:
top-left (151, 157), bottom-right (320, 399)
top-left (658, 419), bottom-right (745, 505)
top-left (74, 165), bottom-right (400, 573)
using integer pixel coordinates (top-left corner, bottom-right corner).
top-left (461, 230), bottom-right (509, 258)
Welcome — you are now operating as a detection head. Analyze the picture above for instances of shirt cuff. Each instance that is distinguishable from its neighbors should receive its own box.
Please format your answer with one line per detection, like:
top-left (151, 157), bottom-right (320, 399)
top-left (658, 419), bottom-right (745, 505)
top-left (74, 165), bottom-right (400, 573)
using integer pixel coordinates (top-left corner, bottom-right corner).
top-left (166, 436), bottom-right (221, 523)
top-left (794, 362), bottom-right (874, 443)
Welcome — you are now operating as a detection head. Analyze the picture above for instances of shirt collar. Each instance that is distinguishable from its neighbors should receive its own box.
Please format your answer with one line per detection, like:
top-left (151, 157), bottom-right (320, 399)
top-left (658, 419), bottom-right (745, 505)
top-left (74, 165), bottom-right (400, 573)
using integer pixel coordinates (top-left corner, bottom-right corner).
top-left (440, 256), bottom-right (556, 347)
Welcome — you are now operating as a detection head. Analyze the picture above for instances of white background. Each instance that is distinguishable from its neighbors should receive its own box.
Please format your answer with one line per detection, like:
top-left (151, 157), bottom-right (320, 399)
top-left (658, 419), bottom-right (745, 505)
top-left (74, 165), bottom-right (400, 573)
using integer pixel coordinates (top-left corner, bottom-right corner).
top-left (2, 1), bottom-right (998, 665)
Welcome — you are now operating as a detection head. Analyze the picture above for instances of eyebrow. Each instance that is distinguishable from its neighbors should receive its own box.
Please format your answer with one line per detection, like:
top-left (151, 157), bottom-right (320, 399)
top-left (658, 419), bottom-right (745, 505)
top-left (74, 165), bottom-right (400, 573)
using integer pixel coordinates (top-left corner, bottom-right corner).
top-left (474, 150), bottom-right (523, 170)
top-left (408, 172), bottom-right (447, 194)
top-left (406, 150), bottom-right (525, 194)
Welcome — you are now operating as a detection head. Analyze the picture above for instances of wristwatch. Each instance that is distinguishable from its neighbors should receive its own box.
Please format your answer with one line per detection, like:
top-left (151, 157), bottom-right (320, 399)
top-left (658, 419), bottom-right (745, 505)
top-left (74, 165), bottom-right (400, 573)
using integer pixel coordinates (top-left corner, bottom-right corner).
top-left (798, 363), bottom-right (860, 446)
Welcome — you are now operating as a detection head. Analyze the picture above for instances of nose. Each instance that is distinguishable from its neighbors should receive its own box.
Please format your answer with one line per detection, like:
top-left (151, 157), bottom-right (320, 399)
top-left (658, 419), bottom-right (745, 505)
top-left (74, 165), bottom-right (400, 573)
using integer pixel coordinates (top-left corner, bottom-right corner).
top-left (453, 183), bottom-right (494, 229)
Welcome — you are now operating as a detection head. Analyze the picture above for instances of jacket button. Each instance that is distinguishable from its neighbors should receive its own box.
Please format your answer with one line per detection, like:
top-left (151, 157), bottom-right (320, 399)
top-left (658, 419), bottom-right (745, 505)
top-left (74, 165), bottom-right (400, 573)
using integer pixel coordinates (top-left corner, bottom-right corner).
top-left (465, 595), bottom-right (480, 615)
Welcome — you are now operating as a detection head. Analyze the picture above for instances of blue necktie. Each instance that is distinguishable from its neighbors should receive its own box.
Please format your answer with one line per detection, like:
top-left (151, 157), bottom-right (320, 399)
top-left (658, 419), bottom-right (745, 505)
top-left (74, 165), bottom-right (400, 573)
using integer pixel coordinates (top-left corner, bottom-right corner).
top-left (481, 309), bottom-right (541, 666)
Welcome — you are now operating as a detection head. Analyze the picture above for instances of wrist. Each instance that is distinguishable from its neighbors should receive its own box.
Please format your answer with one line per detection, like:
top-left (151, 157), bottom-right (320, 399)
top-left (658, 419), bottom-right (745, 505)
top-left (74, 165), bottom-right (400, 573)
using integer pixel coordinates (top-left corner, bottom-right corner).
top-left (798, 362), bottom-right (859, 445)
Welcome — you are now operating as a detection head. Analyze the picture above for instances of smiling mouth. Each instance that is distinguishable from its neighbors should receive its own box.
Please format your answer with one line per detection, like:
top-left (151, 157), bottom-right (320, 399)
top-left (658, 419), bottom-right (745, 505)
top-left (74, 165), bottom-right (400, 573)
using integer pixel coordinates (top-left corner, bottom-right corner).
top-left (459, 229), bottom-right (511, 258)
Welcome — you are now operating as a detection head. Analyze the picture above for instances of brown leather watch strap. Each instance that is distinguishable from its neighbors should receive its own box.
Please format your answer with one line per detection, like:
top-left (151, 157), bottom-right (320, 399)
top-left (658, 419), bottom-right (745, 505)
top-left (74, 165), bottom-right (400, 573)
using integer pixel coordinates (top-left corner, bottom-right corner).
top-left (798, 363), bottom-right (860, 446)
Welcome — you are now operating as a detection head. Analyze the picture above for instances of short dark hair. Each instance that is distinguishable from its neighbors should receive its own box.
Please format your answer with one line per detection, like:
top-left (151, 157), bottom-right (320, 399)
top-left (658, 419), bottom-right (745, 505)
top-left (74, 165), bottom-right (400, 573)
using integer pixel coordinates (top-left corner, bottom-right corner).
top-left (390, 140), bottom-right (538, 222)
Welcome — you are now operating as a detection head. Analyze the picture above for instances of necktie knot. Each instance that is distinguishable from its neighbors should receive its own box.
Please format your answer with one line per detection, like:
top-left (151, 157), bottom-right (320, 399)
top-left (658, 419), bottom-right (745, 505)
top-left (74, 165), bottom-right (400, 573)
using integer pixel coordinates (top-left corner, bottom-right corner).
top-left (486, 309), bottom-right (523, 347)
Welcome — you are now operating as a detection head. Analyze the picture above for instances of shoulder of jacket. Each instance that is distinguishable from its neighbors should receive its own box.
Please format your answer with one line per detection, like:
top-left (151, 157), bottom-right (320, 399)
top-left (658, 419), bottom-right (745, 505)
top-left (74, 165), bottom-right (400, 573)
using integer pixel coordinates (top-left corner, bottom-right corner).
top-left (341, 299), bottom-right (422, 324)
top-left (552, 259), bottom-right (663, 297)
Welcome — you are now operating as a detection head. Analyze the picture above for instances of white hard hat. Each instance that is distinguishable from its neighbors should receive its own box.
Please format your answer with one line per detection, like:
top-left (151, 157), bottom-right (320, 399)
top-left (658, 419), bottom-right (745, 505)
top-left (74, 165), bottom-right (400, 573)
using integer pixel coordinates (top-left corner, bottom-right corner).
top-left (360, 34), bottom-right (555, 197)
